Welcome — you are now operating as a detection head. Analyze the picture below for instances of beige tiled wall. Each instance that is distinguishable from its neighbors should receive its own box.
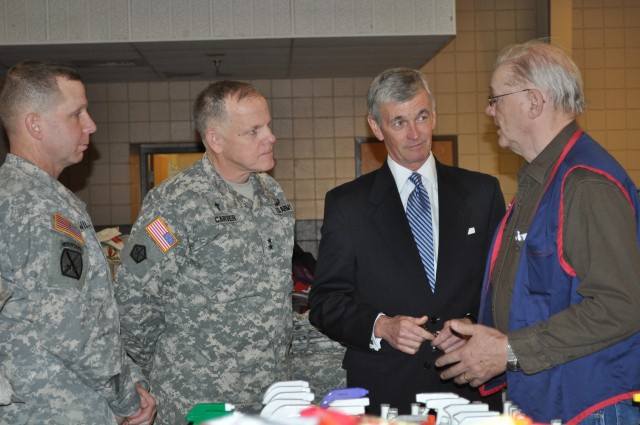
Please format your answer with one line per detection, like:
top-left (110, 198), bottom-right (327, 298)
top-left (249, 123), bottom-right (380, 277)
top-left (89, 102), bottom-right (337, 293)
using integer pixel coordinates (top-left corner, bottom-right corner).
top-left (59, 0), bottom-right (640, 225)
top-left (572, 0), bottom-right (640, 185)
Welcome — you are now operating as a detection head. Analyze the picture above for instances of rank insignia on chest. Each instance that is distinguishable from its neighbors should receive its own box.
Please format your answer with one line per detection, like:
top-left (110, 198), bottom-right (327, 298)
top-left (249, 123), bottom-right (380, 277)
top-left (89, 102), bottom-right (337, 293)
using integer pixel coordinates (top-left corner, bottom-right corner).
top-left (53, 213), bottom-right (84, 244)
top-left (146, 217), bottom-right (178, 253)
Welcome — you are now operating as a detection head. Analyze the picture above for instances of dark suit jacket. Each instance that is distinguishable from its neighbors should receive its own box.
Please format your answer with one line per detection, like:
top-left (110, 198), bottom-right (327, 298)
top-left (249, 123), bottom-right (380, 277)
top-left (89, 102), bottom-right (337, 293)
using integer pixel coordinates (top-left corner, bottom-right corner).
top-left (308, 160), bottom-right (506, 414)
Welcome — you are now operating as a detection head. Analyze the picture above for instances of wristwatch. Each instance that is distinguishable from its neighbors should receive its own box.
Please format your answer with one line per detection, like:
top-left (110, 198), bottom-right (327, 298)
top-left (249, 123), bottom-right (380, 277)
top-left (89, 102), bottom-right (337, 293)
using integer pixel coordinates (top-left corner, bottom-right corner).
top-left (506, 342), bottom-right (522, 371)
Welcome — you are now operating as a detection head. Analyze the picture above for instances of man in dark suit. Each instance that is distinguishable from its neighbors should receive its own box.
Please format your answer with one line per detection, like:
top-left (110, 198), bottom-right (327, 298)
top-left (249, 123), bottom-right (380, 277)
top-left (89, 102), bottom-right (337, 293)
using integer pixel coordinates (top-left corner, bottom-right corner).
top-left (308, 68), bottom-right (506, 415)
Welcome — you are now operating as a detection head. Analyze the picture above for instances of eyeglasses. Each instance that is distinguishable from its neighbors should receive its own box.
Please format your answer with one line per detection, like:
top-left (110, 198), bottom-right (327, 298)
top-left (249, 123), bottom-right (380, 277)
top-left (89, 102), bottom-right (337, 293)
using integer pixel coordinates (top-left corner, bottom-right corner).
top-left (487, 88), bottom-right (531, 107)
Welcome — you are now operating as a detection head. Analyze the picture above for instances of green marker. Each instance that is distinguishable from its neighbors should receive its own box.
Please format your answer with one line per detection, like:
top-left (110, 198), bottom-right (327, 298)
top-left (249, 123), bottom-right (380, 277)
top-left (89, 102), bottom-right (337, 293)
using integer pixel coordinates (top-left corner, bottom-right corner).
top-left (185, 403), bottom-right (235, 425)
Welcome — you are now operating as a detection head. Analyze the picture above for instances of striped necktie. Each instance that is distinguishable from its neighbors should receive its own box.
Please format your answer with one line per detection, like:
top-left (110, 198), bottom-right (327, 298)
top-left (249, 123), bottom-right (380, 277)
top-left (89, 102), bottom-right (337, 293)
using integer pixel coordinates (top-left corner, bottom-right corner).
top-left (406, 172), bottom-right (436, 291)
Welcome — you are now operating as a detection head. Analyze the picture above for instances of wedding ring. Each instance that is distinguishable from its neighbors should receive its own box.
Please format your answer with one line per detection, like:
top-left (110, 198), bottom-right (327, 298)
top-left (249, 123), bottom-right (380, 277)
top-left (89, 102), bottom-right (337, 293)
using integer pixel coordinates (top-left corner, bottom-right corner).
top-left (463, 373), bottom-right (470, 382)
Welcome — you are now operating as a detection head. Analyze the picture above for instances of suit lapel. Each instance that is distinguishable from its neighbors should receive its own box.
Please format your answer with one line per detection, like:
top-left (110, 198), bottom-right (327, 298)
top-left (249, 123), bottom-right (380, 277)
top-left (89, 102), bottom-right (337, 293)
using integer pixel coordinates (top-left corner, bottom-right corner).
top-left (369, 162), bottom-right (430, 287)
top-left (435, 162), bottom-right (471, 291)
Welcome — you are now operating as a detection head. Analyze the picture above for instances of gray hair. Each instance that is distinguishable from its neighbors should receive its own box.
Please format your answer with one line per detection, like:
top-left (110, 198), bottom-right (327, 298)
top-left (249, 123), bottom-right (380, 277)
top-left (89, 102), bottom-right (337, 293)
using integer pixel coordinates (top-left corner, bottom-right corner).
top-left (495, 40), bottom-right (586, 116)
top-left (0, 60), bottom-right (82, 132)
top-left (367, 67), bottom-right (435, 126)
top-left (193, 80), bottom-right (262, 139)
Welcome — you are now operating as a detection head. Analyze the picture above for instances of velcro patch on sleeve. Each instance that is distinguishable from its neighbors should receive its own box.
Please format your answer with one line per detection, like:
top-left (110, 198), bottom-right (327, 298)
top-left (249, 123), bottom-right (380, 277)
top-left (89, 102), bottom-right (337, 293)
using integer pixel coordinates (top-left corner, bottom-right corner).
top-left (53, 213), bottom-right (84, 244)
top-left (145, 217), bottom-right (178, 253)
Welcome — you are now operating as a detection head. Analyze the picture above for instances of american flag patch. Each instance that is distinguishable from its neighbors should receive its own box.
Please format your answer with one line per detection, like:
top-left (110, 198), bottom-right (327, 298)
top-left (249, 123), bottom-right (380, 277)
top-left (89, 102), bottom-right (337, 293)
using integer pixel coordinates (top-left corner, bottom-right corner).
top-left (53, 214), bottom-right (84, 244)
top-left (146, 217), bottom-right (178, 253)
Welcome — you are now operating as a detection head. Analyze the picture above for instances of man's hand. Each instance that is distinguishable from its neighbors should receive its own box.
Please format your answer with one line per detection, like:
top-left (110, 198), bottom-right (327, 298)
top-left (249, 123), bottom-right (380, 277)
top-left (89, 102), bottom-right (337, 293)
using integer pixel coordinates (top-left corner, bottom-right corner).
top-left (431, 316), bottom-right (474, 353)
top-left (122, 382), bottom-right (157, 425)
top-left (374, 315), bottom-right (435, 354)
top-left (434, 319), bottom-right (508, 386)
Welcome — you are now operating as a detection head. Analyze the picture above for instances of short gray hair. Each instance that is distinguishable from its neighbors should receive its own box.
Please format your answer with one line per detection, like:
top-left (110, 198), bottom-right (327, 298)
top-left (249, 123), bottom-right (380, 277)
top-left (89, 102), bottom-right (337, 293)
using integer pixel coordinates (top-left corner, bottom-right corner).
top-left (367, 67), bottom-right (435, 126)
top-left (495, 40), bottom-right (586, 116)
top-left (193, 80), bottom-right (262, 139)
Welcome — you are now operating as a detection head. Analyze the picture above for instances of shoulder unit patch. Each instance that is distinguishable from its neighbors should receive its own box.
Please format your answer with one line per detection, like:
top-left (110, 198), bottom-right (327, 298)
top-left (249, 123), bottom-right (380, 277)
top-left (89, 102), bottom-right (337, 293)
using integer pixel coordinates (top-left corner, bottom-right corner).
top-left (130, 244), bottom-right (147, 263)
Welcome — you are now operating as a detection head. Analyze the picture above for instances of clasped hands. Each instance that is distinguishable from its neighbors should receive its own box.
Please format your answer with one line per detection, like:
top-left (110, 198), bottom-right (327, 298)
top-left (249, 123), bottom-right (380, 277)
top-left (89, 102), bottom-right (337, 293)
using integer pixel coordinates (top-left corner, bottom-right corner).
top-left (375, 315), bottom-right (508, 386)
top-left (116, 382), bottom-right (157, 425)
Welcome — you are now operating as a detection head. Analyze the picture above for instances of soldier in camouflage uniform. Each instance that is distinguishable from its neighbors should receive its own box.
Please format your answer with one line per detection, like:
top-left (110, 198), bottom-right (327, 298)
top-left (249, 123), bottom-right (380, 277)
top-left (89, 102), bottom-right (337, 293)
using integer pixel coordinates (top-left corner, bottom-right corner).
top-left (0, 60), bottom-right (156, 425)
top-left (115, 81), bottom-right (295, 424)
top-left (0, 281), bottom-right (14, 406)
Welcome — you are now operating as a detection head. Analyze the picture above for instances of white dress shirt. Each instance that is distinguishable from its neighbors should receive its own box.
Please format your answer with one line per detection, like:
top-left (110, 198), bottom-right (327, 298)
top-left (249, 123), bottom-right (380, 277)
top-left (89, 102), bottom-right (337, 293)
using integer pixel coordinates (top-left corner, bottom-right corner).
top-left (370, 153), bottom-right (439, 350)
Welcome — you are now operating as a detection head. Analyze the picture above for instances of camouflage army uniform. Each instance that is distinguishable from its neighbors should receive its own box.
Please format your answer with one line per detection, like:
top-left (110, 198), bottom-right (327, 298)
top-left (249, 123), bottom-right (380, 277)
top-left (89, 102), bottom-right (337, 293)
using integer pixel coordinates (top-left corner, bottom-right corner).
top-left (290, 311), bottom-right (346, 402)
top-left (0, 279), bottom-right (14, 405)
top-left (0, 154), bottom-right (142, 424)
top-left (115, 155), bottom-right (295, 425)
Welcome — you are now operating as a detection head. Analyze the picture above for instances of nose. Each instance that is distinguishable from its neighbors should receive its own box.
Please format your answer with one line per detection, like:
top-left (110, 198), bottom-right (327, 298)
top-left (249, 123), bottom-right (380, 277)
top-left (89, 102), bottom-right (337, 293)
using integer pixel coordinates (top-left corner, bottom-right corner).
top-left (406, 122), bottom-right (419, 140)
top-left (83, 113), bottom-right (97, 134)
top-left (265, 128), bottom-right (276, 144)
top-left (485, 103), bottom-right (495, 117)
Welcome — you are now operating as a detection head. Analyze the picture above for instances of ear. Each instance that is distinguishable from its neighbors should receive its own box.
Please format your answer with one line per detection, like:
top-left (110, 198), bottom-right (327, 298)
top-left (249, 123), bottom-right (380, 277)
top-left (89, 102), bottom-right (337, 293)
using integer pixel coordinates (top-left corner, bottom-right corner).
top-left (26, 113), bottom-right (42, 140)
top-left (367, 115), bottom-right (384, 141)
top-left (527, 89), bottom-right (545, 119)
top-left (204, 129), bottom-right (224, 154)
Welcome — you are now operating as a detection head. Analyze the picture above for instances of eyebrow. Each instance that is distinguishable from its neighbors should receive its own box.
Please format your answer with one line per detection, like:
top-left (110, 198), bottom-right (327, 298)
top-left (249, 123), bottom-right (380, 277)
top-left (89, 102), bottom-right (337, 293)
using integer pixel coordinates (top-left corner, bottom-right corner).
top-left (237, 123), bottom-right (263, 136)
top-left (67, 104), bottom-right (87, 116)
top-left (387, 108), bottom-right (431, 123)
